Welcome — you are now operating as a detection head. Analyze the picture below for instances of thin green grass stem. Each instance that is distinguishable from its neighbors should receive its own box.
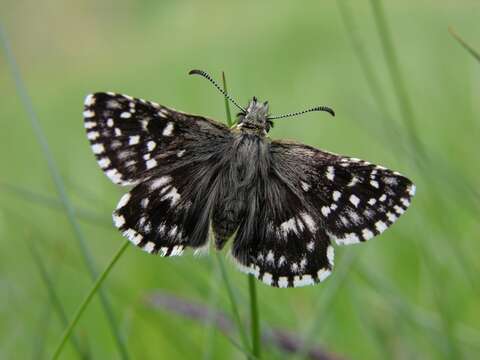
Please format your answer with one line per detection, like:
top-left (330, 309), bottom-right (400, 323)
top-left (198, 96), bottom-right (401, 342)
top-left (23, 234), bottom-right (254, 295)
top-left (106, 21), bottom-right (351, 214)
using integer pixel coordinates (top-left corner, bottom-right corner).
top-left (29, 240), bottom-right (86, 359)
top-left (215, 253), bottom-right (251, 355)
top-left (51, 240), bottom-right (130, 360)
top-left (222, 72), bottom-right (234, 127)
top-left (292, 250), bottom-right (357, 360)
top-left (0, 24), bottom-right (130, 359)
top-left (449, 27), bottom-right (480, 62)
top-left (248, 275), bottom-right (261, 358)
top-left (368, 0), bottom-right (423, 156)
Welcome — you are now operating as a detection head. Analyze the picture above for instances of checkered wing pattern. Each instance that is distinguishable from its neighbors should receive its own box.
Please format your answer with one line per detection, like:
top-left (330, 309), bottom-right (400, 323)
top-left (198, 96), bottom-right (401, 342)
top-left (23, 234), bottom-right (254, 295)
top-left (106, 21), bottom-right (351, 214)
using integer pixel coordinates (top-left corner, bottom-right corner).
top-left (230, 141), bottom-right (415, 287)
top-left (84, 92), bottom-right (231, 256)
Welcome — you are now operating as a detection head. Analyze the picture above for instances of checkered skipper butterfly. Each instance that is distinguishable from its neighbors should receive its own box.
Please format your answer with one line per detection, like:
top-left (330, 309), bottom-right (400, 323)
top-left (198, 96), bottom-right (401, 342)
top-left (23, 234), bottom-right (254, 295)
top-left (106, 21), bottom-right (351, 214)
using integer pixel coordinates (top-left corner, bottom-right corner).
top-left (83, 70), bottom-right (415, 288)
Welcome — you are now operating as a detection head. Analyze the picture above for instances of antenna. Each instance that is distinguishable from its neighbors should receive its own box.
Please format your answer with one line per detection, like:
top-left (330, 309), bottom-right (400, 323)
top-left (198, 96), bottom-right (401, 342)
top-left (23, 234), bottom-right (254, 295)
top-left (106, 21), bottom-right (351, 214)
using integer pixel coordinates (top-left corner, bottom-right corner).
top-left (189, 69), bottom-right (246, 112)
top-left (268, 105), bottom-right (335, 120)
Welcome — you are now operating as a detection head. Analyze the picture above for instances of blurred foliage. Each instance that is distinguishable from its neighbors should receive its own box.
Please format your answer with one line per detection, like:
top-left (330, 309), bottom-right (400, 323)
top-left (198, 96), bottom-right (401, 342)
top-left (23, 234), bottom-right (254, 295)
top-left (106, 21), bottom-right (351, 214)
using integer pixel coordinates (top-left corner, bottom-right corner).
top-left (1, 0), bottom-right (479, 359)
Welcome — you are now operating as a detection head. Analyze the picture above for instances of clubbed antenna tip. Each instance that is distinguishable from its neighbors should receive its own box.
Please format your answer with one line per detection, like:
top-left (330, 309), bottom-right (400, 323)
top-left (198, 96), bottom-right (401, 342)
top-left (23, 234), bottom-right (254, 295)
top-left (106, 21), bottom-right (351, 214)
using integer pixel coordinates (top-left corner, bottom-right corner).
top-left (189, 69), bottom-right (245, 112)
top-left (268, 105), bottom-right (335, 120)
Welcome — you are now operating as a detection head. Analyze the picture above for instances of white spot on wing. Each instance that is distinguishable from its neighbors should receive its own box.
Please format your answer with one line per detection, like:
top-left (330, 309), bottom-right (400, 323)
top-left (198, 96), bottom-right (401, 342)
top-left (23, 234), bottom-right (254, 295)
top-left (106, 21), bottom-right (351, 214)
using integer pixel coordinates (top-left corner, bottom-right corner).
top-left (321, 206), bottom-right (331, 217)
top-left (147, 141), bottom-right (156, 151)
top-left (84, 94), bottom-right (95, 106)
top-left (327, 245), bottom-right (334, 266)
top-left (330, 231), bottom-right (360, 245)
top-left (317, 268), bottom-right (331, 282)
top-left (129, 135), bottom-right (140, 145)
top-left (375, 221), bottom-right (388, 233)
top-left (150, 175), bottom-right (171, 190)
top-left (144, 242), bottom-right (155, 253)
top-left (300, 213), bottom-right (317, 233)
top-left (123, 228), bottom-right (142, 245)
top-left (326, 166), bottom-right (335, 181)
top-left (386, 212), bottom-right (397, 222)
top-left (408, 184), bottom-right (416, 196)
top-left (98, 157), bottom-right (111, 168)
top-left (116, 193), bottom-right (131, 209)
top-left (162, 186), bottom-right (181, 205)
top-left (370, 180), bottom-right (379, 188)
top-left (333, 191), bottom-right (341, 202)
top-left (146, 158), bottom-right (157, 169)
top-left (112, 213), bottom-right (125, 228)
top-left (83, 110), bottom-right (95, 118)
top-left (92, 143), bottom-right (105, 154)
top-left (293, 275), bottom-right (315, 287)
top-left (280, 218), bottom-right (298, 235)
top-left (120, 112), bottom-right (131, 119)
top-left (84, 121), bottom-right (96, 129)
top-left (87, 131), bottom-right (100, 140)
top-left (107, 118), bottom-right (114, 127)
top-left (348, 176), bottom-right (359, 187)
top-left (349, 194), bottom-right (360, 207)
top-left (262, 273), bottom-right (273, 286)
top-left (306, 241), bottom-right (315, 251)
top-left (266, 250), bottom-right (275, 264)
top-left (400, 198), bottom-right (410, 207)
top-left (278, 277), bottom-right (289, 288)
top-left (362, 228), bottom-right (374, 240)
top-left (162, 122), bottom-right (174, 136)
top-left (177, 149), bottom-right (186, 157)
top-left (170, 245), bottom-right (184, 256)
top-left (105, 169), bottom-right (123, 183)
top-left (394, 205), bottom-right (405, 215)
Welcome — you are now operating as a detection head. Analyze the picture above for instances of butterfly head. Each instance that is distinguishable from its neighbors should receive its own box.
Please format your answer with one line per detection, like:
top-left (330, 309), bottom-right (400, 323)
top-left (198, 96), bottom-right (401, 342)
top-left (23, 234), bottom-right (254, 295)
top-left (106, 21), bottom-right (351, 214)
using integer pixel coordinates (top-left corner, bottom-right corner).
top-left (236, 96), bottom-right (273, 133)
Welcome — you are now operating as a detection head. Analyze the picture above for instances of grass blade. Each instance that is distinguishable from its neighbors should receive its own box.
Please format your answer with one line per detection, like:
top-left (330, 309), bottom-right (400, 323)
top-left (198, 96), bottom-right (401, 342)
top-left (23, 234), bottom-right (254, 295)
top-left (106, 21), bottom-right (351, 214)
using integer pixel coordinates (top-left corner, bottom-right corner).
top-left (222, 71), bottom-right (234, 127)
top-left (1, 182), bottom-right (109, 227)
top-left (368, 0), bottom-right (423, 155)
top-left (449, 27), bottom-right (480, 63)
top-left (0, 24), bottom-right (130, 359)
top-left (291, 250), bottom-right (358, 360)
top-left (215, 252), bottom-right (251, 355)
top-left (29, 240), bottom-right (87, 359)
top-left (51, 240), bottom-right (130, 359)
top-left (248, 275), bottom-right (261, 358)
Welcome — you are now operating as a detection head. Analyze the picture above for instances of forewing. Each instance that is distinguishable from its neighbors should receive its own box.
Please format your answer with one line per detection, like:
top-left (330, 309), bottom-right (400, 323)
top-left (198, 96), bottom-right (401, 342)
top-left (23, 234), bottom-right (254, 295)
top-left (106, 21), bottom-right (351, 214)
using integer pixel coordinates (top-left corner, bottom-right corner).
top-left (271, 141), bottom-right (415, 245)
top-left (84, 92), bottom-right (232, 255)
top-left (83, 92), bottom-right (229, 185)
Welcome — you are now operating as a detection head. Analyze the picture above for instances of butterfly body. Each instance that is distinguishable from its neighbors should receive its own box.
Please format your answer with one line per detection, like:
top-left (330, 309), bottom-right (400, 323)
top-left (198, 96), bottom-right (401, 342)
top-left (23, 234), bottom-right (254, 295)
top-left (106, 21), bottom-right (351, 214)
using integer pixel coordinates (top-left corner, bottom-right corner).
top-left (84, 90), bottom-right (415, 288)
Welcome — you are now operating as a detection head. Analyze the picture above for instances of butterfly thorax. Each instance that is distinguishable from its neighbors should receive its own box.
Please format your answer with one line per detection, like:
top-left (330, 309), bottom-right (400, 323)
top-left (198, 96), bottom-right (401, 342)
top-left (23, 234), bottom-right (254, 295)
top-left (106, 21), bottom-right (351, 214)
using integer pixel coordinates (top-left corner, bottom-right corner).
top-left (235, 97), bottom-right (273, 135)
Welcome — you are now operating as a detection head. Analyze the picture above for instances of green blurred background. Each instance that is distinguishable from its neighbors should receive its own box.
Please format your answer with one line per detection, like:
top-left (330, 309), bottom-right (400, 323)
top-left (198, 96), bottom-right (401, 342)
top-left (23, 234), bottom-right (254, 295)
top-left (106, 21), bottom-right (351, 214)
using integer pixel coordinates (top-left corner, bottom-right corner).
top-left (1, 0), bottom-right (479, 359)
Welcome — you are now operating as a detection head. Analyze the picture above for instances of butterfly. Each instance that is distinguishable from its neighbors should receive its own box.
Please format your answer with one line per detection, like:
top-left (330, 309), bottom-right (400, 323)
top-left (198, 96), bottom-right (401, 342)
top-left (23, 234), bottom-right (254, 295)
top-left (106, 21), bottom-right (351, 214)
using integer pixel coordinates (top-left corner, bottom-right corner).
top-left (83, 69), bottom-right (415, 288)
